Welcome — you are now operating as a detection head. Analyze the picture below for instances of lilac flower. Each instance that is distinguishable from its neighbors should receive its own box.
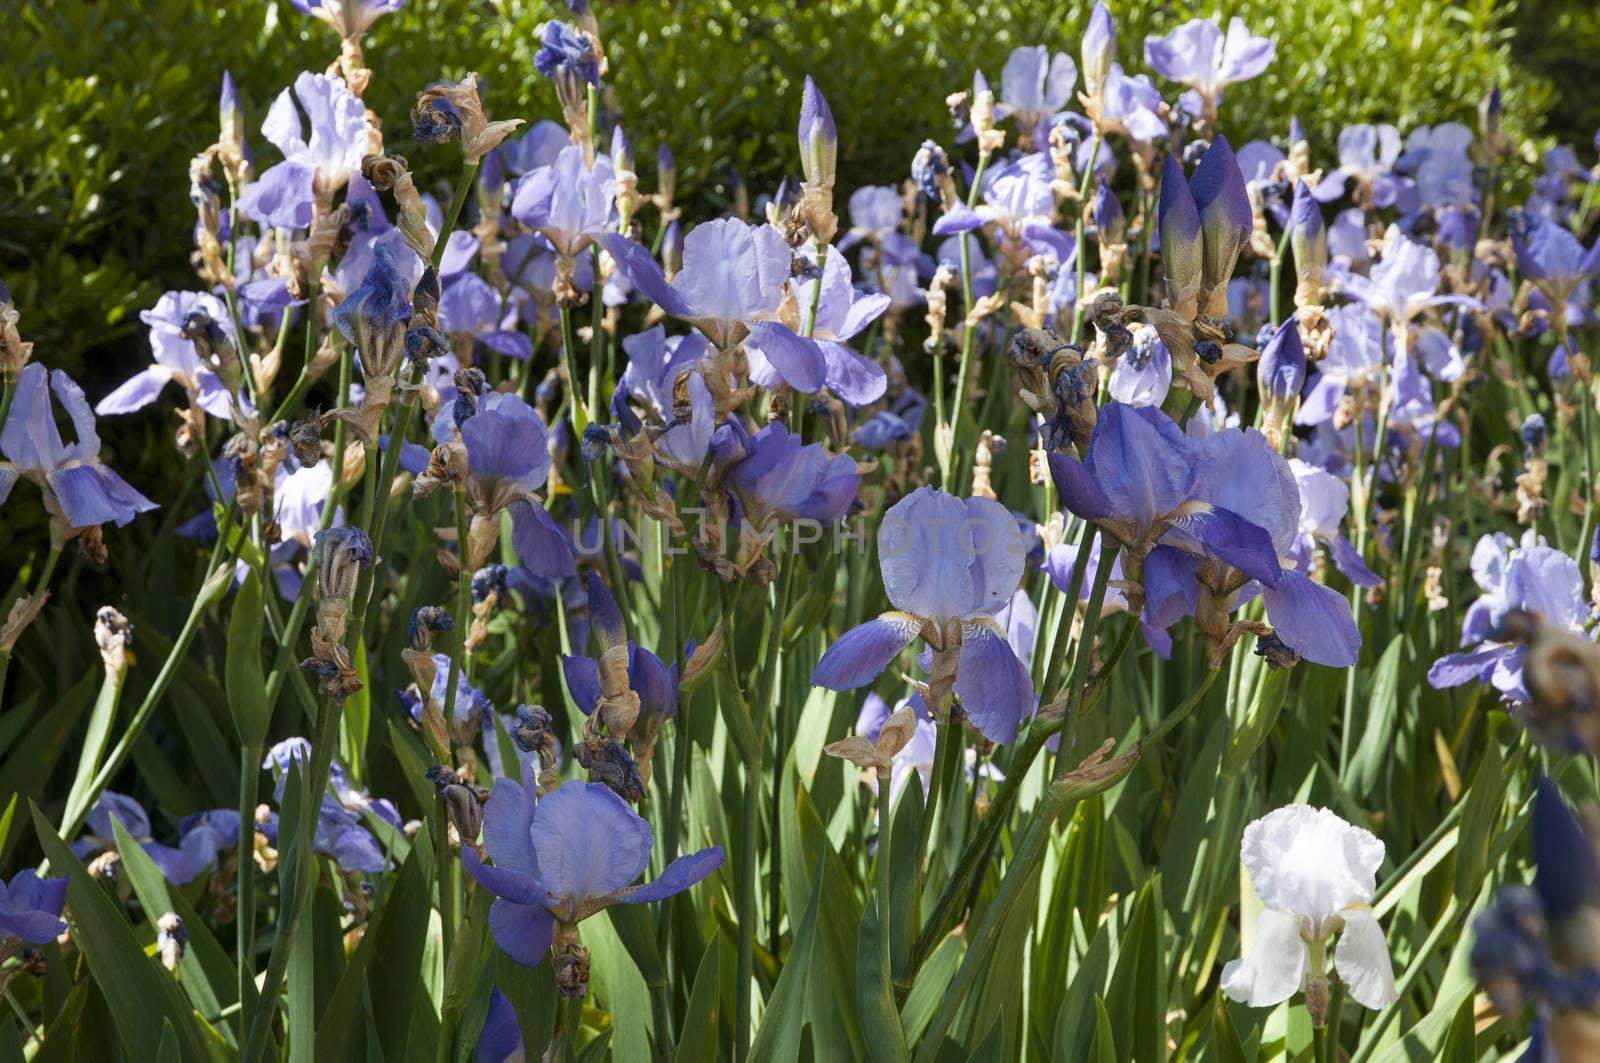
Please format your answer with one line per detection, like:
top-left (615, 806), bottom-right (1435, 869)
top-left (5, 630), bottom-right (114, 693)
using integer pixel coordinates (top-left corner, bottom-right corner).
top-left (1428, 532), bottom-right (1587, 702)
top-left (996, 46), bottom-right (1078, 146)
top-left (723, 422), bottom-right (859, 526)
top-left (72, 792), bottom-right (216, 886)
top-left (97, 291), bottom-right (243, 419)
top-left (1286, 459), bottom-right (1380, 588)
top-left (511, 145), bottom-right (616, 258)
top-left (747, 245), bottom-right (890, 405)
top-left (1312, 125), bottom-right (1408, 206)
top-left (259, 72), bottom-right (371, 198)
top-left (0, 870), bottom-right (68, 945)
top-left (462, 777), bottom-right (723, 995)
top-left (1, 364), bottom-right (157, 529)
top-left (1143, 17), bottom-right (1275, 112)
top-left (811, 487), bottom-right (1035, 744)
top-left (289, 0), bottom-right (403, 37)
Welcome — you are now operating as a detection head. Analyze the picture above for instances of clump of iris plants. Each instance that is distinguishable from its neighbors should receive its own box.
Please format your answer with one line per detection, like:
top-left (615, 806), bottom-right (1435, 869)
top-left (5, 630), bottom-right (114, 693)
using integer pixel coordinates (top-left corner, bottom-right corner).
top-left (2, 1), bottom-right (1599, 1060)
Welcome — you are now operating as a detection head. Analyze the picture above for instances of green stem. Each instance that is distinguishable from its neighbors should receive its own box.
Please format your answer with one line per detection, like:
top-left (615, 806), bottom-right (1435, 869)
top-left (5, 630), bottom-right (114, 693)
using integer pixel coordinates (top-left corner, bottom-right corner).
top-left (876, 764), bottom-right (894, 996)
top-left (237, 742), bottom-right (262, 1029)
top-left (431, 162), bottom-right (480, 274)
top-left (560, 305), bottom-right (588, 435)
top-left (588, 246), bottom-right (604, 424)
top-left (1069, 132), bottom-right (1102, 344)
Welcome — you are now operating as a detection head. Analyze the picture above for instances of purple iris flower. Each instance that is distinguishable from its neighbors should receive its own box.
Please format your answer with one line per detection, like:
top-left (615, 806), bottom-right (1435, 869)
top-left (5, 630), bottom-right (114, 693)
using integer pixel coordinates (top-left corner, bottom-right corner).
top-left (1054, 404), bottom-right (1359, 666)
top-left (1107, 324), bottom-right (1172, 406)
top-left (428, 391), bottom-right (573, 579)
top-left (746, 244), bottom-right (890, 405)
top-left (399, 651), bottom-right (496, 736)
top-left (1286, 458), bottom-right (1380, 588)
top-left (1312, 125), bottom-right (1409, 207)
top-left (562, 643), bottom-right (677, 721)
top-left (1396, 123), bottom-right (1476, 211)
top-left (498, 121), bottom-right (570, 178)
top-left (263, 737), bottom-right (402, 830)
top-left (237, 161), bottom-right (316, 231)
top-left (1, 364), bottom-right (157, 529)
top-left (1339, 236), bottom-right (1480, 324)
top-left (289, 0), bottom-right (403, 37)
top-left (1428, 532), bottom-right (1587, 702)
top-left (1296, 304), bottom-right (1382, 426)
top-left (462, 777), bottom-right (723, 973)
top-left (0, 870), bottom-right (68, 945)
top-left (256, 799), bottom-right (389, 875)
top-left (96, 291), bottom-right (244, 419)
top-left (841, 185), bottom-right (921, 273)
top-left (476, 988), bottom-right (524, 1063)
top-left (853, 385), bottom-right (927, 451)
top-left (1048, 402), bottom-right (1281, 583)
top-left (258, 72), bottom-right (371, 198)
top-left (932, 152), bottom-right (1063, 261)
top-left (720, 421), bottom-right (859, 525)
top-left (72, 792), bottom-right (216, 886)
top-left (995, 46), bottom-right (1078, 146)
top-left (534, 20), bottom-right (600, 88)
top-left (1143, 17), bottom-right (1275, 108)
top-left (811, 487), bottom-right (1035, 744)
top-left (511, 145), bottom-right (616, 258)
top-left (605, 219), bottom-right (873, 400)
top-left (618, 325), bottom-right (715, 467)
top-left (1098, 65), bottom-right (1167, 144)
top-left (438, 273), bottom-right (534, 361)
top-left (1512, 211), bottom-right (1600, 312)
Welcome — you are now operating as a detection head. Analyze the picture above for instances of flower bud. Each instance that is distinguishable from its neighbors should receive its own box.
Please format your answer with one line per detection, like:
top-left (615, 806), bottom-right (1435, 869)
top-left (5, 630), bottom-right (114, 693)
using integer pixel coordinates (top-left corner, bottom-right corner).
top-left (1081, 1), bottom-right (1117, 102)
top-left (911, 139), bottom-right (951, 204)
top-left (1190, 135), bottom-right (1252, 319)
top-left (94, 606), bottom-right (134, 681)
top-left (1091, 178), bottom-right (1125, 245)
top-left (662, 219), bottom-right (683, 278)
top-left (1157, 153), bottom-right (1202, 319)
top-left (157, 913), bottom-right (187, 972)
top-left (1289, 179), bottom-right (1327, 306)
top-left (797, 76), bottom-right (837, 192)
top-left (314, 527), bottom-right (374, 602)
top-left (655, 143), bottom-right (676, 207)
top-left (1257, 318), bottom-right (1305, 448)
top-left (586, 571), bottom-right (627, 653)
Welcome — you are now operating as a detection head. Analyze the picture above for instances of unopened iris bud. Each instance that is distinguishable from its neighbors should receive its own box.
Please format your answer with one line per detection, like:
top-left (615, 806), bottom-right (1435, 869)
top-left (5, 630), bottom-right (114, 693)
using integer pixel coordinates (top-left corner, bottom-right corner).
top-left (1289, 179), bottom-right (1326, 307)
top-left (94, 606), bottom-right (134, 681)
top-left (426, 765), bottom-right (486, 844)
top-left (662, 219), bottom-right (683, 277)
top-left (156, 913), bottom-right (186, 973)
top-left (1480, 84), bottom-right (1502, 143)
top-left (1081, 1), bottom-right (1117, 103)
top-left (586, 571), bottom-right (627, 652)
top-left (797, 76), bottom-right (838, 192)
top-left (655, 143), bottom-right (676, 207)
top-left (1257, 318), bottom-right (1305, 448)
top-left (1091, 178), bottom-right (1125, 245)
top-left (1190, 135), bottom-right (1253, 319)
top-left (609, 125), bottom-right (633, 172)
top-left (333, 244), bottom-right (414, 380)
top-left (1158, 153), bottom-right (1203, 319)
